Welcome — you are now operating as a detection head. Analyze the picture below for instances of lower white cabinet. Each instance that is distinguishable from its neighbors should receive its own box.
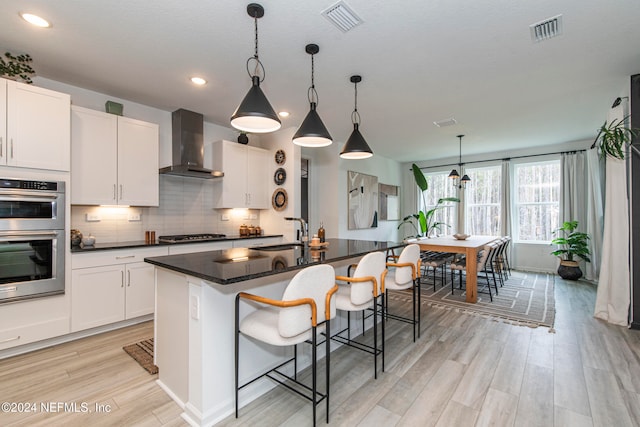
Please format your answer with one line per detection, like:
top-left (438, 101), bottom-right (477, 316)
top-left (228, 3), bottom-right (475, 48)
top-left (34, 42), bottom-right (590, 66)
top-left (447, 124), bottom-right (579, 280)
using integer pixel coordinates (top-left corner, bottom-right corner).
top-left (232, 237), bottom-right (282, 248)
top-left (71, 247), bottom-right (168, 332)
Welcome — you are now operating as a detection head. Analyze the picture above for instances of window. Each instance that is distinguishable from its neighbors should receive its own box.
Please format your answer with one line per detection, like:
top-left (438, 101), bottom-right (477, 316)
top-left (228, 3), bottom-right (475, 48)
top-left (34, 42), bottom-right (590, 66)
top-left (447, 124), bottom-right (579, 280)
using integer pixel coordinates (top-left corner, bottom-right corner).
top-left (465, 165), bottom-right (501, 235)
top-left (421, 171), bottom-right (457, 236)
top-left (513, 160), bottom-right (560, 242)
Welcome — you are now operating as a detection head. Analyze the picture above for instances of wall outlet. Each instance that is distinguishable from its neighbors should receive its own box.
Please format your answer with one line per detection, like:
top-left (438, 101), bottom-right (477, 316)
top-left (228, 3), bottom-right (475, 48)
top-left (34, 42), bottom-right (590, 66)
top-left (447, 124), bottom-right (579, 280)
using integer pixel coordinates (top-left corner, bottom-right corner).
top-left (250, 213), bottom-right (257, 220)
top-left (86, 213), bottom-right (101, 222)
top-left (221, 214), bottom-right (230, 221)
top-left (128, 213), bottom-right (141, 221)
top-left (190, 295), bottom-right (200, 320)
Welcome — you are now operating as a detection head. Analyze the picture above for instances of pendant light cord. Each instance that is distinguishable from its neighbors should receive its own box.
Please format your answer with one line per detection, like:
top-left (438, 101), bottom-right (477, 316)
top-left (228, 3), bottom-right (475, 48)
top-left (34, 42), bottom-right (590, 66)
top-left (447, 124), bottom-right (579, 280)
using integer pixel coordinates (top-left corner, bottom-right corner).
top-left (247, 11), bottom-right (265, 81)
top-left (308, 53), bottom-right (319, 104)
top-left (458, 136), bottom-right (462, 166)
top-left (351, 81), bottom-right (361, 125)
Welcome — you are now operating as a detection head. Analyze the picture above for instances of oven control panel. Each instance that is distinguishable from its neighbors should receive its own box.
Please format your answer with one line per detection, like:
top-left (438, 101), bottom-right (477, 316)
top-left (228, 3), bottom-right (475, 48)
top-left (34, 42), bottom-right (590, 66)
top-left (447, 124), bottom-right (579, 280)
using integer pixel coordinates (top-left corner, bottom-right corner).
top-left (0, 178), bottom-right (59, 191)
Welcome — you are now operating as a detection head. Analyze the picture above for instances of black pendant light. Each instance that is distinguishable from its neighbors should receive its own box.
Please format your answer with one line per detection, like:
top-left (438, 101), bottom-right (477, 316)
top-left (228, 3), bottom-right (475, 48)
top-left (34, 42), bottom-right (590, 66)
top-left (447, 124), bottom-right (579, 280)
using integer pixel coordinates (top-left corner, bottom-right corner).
top-left (340, 75), bottom-right (373, 159)
top-left (449, 134), bottom-right (470, 189)
top-left (230, 4), bottom-right (281, 133)
top-left (292, 44), bottom-right (332, 147)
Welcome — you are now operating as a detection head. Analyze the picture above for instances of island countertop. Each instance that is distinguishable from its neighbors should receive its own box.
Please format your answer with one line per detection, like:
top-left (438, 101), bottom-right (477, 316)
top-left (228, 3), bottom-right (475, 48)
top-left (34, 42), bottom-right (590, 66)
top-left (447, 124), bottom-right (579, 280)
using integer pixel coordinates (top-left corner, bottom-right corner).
top-left (144, 238), bottom-right (405, 285)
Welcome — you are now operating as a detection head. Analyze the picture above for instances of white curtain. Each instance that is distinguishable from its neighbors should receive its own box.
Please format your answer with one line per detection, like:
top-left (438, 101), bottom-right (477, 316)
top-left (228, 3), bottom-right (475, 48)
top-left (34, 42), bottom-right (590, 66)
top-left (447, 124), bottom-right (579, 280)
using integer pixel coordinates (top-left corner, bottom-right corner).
top-left (585, 149), bottom-right (605, 281)
top-left (560, 152), bottom-right (589, 273)
top-left (595, 106), bottom-right (631, 326)
top-left (500, 160), bottom-right (512, 238)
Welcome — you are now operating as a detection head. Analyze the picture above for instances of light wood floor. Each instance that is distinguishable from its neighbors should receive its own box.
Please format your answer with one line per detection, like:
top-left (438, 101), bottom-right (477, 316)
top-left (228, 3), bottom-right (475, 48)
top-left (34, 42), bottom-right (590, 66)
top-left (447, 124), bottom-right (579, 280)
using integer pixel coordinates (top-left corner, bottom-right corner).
top-left (1, 276), bottom-right (639, 427)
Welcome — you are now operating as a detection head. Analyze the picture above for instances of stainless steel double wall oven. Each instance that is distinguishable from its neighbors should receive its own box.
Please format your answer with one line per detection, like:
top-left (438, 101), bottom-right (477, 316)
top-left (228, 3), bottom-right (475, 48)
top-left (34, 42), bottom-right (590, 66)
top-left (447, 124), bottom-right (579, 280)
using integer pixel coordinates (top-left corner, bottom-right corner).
top-left (0, 178), bottom-right (66, 303)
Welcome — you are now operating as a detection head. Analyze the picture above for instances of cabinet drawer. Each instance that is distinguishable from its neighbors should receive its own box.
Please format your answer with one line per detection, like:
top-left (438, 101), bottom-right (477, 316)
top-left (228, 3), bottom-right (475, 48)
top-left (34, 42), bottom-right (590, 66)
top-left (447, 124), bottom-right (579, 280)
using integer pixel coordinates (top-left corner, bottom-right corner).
top-left (233, 237), bottom-right (283, 248)
top-left (72, 247), bottom-right (168, 269)
top-left (0, 317), bottom-right (69, 350)
top-left (168, 241), bottom-right (232, 255)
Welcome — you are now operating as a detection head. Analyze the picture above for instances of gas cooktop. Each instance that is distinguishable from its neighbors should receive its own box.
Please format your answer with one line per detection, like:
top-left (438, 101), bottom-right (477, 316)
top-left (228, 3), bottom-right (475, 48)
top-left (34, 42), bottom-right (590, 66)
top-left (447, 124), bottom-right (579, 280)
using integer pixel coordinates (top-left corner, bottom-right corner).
top-left (158, 233), bottom-right (227, 243)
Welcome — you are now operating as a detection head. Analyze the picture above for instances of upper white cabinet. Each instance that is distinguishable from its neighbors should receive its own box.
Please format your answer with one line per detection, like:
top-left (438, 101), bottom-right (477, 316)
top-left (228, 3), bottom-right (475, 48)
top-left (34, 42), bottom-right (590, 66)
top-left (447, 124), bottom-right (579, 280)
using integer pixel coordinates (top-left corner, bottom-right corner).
top-left (71, 106), bottom-right (159, 206)
top-left (212, 140), bottom-right (269, 209)
top-left (0, 78), bottom-right (70, 171)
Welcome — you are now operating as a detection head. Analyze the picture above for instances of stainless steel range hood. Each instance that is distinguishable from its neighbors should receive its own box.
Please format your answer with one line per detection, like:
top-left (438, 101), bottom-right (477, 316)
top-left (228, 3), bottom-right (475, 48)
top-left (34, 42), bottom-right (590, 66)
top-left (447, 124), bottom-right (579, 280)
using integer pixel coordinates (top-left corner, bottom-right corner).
top-left (159, 108), bottom-right (224, 179)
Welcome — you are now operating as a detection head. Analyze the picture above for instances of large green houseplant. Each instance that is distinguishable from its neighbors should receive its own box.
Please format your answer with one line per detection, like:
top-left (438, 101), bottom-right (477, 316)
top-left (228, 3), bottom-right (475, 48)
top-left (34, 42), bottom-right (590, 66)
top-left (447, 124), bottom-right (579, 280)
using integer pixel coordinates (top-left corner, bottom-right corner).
top-left (550, 220), bottom-right (591, 280)
top-left (398, 163), bottom-right (459, 238)
top-left (593, 116), bottom-right (638, 159)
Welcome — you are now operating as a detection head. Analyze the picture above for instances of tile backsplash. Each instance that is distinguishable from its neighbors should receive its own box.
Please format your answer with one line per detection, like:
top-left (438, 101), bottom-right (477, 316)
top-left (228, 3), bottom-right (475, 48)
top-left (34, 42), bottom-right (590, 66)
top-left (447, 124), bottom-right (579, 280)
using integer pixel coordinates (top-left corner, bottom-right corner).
top-left (71, 175), bottom-right (261, 243)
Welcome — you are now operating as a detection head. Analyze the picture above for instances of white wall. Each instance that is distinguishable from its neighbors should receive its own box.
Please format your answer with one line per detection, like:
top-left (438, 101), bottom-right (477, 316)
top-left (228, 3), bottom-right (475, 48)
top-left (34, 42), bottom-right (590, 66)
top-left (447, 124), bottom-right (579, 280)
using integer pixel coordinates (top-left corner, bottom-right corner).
top-left (256, 127), bottom-right (404, 243)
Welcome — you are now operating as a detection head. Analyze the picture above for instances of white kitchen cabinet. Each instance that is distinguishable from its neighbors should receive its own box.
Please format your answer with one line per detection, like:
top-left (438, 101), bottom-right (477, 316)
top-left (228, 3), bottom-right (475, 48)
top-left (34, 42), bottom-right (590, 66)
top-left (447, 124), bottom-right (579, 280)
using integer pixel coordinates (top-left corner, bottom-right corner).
top-left (232, 236), bottom-right (283, 248)
top-left (0, 78), bottom-right (70, 171)
top-left (71, 246), bottom-right (167, 332)
top-left (212, 140), bottom-right (269, 209)
top-left (168, 241), bottom-right (232, 255)
top-left (71, 105), bottom-right (159, 206)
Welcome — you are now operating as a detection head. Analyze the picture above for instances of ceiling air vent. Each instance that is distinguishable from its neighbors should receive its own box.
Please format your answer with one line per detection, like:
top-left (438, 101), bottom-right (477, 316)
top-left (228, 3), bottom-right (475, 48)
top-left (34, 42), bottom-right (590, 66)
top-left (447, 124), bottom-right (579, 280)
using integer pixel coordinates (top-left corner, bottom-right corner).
top-left (433, 118), bottom-right (457, 128)
top-left (322, 1), bottom-right (363, 33)
top-left (530, 14), bottom-right (563, 43)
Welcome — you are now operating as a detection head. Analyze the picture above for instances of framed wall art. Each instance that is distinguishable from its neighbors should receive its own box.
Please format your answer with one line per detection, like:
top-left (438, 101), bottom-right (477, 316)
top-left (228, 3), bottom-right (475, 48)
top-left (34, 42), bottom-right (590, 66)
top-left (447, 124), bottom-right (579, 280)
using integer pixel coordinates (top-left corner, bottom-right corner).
top-left (347, 171), bottom-right (378, 229)
top-left (378, 183), bottom-right (400, 221)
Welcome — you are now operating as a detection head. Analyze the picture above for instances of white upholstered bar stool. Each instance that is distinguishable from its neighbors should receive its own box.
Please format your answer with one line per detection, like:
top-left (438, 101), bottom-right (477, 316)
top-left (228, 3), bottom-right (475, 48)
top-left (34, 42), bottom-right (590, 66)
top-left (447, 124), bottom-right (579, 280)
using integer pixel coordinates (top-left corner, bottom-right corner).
top-left (235, 264), bottom-right (338, 426)
top-left (384, 244), bottom-right (422, 341)
top-left (331, 251), bottom-right (387, 379)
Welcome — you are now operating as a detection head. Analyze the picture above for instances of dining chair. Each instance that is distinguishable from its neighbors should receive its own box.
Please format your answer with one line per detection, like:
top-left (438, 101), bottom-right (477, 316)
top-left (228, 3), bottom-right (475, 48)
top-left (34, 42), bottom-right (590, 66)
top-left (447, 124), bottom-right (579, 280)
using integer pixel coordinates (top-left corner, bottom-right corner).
top-left (449, 243), bottom-right (495, 301)
top-left (331, 251), bottom-right (387, 379)
top-left (235, 264), bottom-right (338, 426)
top-left (421, 251), bottom-right (454, 292)
top-left (385, 244), bottom-right (422, 341)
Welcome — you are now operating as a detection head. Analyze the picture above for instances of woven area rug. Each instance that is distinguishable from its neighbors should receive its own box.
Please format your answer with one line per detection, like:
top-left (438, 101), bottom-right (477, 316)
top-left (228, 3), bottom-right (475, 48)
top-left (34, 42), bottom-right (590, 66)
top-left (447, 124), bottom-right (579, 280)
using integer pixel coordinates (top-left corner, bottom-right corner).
top-left (390, 270), bottom-right (555, 329)
top-left (123, 338), bottom-right (158, 374)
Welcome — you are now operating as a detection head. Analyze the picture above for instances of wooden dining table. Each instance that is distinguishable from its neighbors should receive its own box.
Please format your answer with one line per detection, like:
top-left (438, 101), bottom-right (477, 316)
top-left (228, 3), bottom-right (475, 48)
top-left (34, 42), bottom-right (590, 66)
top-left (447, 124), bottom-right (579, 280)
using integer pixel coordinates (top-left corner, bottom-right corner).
top-left (412, 235), bottom-right (499, 303)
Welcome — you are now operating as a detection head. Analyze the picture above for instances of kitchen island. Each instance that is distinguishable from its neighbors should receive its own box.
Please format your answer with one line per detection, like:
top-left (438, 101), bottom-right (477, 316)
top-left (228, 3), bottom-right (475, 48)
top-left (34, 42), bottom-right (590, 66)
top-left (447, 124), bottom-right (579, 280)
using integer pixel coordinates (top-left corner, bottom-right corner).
top-left (144, 238), bottom-right (405, 426)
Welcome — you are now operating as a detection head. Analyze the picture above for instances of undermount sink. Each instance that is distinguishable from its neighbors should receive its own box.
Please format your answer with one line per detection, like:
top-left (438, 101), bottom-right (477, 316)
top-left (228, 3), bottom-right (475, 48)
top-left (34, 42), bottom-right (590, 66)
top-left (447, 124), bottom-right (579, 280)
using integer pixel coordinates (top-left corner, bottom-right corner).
top-left (252, 243), bottom-right (304, 251)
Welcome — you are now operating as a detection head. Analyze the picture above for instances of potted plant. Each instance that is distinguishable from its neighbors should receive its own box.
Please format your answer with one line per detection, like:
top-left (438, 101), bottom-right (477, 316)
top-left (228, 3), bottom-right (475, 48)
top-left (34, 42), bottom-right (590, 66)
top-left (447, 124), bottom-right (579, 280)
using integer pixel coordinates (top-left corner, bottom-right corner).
top-left (550, 220), bottom-right (591, 280)
top-left (398, 163), bottom-right (459, 238)
top-left (0, 52), bottom-right (35, 84)
top-left (593, 116), bottom-right (638, 159)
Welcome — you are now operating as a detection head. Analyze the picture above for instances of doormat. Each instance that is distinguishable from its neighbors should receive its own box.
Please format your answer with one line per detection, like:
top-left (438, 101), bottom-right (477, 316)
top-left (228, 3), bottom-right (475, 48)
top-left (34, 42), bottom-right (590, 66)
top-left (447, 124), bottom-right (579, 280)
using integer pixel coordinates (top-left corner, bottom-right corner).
top-left (123, 338), bottom-right (158, 374)
top-left (389, 271), bottom-right (556, 330)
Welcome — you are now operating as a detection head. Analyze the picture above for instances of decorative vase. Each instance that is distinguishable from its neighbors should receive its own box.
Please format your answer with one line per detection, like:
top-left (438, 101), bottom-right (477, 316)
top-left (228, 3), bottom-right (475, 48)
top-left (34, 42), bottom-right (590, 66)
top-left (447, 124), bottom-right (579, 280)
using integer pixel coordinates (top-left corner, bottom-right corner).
top-left (557, 260), bottom-right (582, 280)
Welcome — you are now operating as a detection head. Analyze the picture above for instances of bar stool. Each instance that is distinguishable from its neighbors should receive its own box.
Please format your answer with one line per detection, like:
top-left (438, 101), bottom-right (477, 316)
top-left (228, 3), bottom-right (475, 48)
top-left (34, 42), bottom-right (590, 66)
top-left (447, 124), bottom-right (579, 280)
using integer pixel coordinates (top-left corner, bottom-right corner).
top-left (331, 251), bottom-right (387, 379)
top-left (235, 264), bottom-right (338, 425)
top-left (385, 244), bottom-right (422, 341)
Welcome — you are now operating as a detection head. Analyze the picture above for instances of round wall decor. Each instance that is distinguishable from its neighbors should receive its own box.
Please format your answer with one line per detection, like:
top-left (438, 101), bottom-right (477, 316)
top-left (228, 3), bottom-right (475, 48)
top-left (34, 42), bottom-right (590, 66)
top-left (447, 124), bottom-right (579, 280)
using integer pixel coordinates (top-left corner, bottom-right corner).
top-left (275, 149), bottom-right (286, 165)
top-left (274, 168), bottom-right (286, 185)
top-left (272, 188), bottom-right (288, 211)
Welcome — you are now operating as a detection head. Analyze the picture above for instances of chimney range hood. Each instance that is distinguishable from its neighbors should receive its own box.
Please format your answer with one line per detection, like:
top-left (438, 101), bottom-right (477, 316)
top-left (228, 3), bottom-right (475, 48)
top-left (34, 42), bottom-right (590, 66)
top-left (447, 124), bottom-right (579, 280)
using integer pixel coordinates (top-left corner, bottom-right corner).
top-left (159, 108), bottom-right (224, 179)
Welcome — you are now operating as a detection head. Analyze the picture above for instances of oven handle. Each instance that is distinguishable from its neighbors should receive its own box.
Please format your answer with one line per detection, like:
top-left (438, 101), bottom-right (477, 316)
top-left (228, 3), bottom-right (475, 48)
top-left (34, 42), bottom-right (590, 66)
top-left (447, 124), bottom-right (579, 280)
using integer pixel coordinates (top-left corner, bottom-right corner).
top-left (0, 230), bottom-right (59, 240)
top-left (0, 192), bottom-right (59, 202)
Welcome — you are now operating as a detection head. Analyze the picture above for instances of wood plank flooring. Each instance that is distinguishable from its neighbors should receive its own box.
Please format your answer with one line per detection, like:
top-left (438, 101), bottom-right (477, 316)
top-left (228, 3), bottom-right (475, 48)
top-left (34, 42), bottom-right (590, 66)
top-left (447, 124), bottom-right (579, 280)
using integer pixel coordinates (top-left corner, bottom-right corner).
top-left (1, 276), bottom-right (640, 426)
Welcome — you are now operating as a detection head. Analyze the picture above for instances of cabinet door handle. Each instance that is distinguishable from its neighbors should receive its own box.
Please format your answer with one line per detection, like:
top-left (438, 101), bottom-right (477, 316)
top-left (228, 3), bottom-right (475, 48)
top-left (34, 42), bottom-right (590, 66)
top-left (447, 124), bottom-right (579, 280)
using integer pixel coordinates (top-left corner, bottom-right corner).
top-left (121, 270), bottom-right (124, 287)
top-left (113, 184), bottom-right (116, 200)
top-left (119, 184), bottom-right (123, 200)
top-left (127, 270), bottom-right (131, 287)
top-left (10, 139), bottom-right (14, 159)
top-left (0, 335), bottom-right (20, 344)
top-left (0, 137), bottom-right (3, 157)
top-left (115, 255), bottom-right (135, 259)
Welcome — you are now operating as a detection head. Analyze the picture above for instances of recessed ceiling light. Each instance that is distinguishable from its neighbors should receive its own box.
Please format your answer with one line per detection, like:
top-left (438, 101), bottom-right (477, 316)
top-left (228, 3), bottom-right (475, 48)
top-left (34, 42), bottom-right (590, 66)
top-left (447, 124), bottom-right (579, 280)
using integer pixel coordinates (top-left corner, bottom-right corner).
top-left (20, 13), bottom-right (51, 28)
top-left (278, 111), bottom-right (290, 118)
top-left (190, 76), bottom-right (207, 85)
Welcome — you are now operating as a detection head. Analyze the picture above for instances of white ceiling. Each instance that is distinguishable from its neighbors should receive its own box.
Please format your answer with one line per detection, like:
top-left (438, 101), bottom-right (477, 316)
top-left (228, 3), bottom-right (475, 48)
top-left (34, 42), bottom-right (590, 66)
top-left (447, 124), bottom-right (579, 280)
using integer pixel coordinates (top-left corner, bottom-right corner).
top-left (1, 0), bottom-right (639, 163)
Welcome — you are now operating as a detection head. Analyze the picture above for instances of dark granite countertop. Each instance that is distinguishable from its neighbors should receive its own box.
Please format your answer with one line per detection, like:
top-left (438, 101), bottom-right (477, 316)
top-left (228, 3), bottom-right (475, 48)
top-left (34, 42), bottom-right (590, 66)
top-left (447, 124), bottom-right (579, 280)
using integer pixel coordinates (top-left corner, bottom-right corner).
top-left (70, 234), bottom-right (283, 253)
top-left (144, 238), bottom-right (406, 285)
